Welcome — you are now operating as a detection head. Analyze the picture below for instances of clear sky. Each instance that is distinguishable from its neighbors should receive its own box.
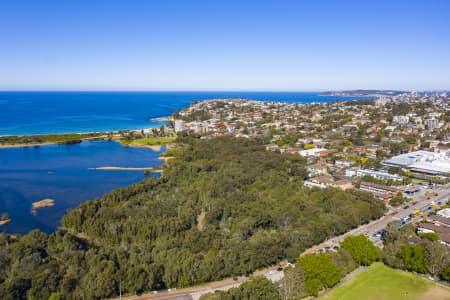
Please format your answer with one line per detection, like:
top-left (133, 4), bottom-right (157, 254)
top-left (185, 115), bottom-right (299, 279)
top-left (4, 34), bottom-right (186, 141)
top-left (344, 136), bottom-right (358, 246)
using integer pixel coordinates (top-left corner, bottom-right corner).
top-left (0, 0), bottom-right (449, 91)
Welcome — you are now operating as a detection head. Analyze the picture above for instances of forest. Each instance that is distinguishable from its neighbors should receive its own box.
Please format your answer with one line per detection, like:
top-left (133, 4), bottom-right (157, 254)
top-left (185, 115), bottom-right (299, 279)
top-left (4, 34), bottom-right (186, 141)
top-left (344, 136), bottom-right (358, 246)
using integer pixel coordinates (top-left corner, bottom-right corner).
top-left (0, 136), bottom-right (385, 299)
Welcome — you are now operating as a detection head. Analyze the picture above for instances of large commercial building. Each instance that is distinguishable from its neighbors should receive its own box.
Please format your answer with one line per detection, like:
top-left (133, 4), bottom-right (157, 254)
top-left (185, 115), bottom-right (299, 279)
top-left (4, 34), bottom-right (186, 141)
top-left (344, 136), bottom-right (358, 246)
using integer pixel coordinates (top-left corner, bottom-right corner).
top-left (382, 150), bottom-right (450, 176)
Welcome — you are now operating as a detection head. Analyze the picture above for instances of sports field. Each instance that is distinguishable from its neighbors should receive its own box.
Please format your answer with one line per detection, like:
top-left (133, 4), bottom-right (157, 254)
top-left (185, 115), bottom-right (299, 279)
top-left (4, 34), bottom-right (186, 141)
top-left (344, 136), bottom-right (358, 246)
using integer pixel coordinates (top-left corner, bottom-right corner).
top-left (321, 263), bottom-right (450, 300)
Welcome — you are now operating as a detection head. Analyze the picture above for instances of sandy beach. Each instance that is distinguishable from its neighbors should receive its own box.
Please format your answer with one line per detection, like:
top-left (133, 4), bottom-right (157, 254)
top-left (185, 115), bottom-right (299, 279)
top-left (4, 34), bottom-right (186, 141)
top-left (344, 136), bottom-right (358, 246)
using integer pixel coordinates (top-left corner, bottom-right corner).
top-left (158, 156), bottom-right (174, 161)
top-left (125, 144), bottom-right (163, 151)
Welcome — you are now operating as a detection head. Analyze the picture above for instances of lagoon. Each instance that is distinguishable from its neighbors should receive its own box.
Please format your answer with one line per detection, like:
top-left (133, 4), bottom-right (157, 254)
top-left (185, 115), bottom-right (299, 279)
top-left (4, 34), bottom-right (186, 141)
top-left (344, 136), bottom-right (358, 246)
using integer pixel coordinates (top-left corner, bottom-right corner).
top-left (0, 141), bottom-right (162, 234)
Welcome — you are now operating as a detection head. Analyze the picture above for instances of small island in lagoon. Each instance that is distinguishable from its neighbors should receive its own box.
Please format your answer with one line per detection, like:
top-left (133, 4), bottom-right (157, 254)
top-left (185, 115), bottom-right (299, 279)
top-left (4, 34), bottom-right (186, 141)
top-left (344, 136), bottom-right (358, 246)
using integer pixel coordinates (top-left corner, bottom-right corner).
top-left (0, 212), bottom-right (11, 226)
top-left (31, 199), bottom-right (55, 215)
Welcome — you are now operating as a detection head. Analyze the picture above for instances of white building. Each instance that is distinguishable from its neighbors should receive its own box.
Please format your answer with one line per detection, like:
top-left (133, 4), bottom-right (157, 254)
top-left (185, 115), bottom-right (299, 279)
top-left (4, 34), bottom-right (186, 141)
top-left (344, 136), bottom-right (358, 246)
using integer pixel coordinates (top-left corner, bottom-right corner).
top-left (304, 180), bottom-right (326, 189)
top-left (425, 118), bottom-right (440, 129)
top-left (174, 120), bottom-right (186, 132)
top-left (345, 167), bottom-right (404, 181)
top-left (191, 122), bottom-right (204, 134)
top-left (392, 115), bottom-right (409, 124)
top-left (335, 160), bottom-right (354, 168)
top-left (299, 148), bottom-right (327, 157)
top-left (383, 150), bottom-right (450, 176)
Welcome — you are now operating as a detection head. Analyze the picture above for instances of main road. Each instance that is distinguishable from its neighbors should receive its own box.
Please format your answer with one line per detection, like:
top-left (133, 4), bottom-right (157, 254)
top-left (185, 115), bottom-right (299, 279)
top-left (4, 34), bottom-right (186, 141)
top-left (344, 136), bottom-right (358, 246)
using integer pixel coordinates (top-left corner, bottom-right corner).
top-left (118, 183), bottom-right (450, 300)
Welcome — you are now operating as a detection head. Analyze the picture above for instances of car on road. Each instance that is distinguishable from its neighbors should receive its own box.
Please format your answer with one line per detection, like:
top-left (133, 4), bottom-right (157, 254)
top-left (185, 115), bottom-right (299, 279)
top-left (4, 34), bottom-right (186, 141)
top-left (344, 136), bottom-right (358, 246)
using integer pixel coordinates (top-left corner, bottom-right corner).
top-left (403, 205), bottom-right (409, 209)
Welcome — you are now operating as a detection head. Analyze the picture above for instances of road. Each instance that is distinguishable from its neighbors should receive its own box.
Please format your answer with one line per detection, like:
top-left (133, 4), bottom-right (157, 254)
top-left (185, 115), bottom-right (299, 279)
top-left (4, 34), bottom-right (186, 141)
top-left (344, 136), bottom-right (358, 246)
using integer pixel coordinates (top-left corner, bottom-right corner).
top-left (120, 183), bottom-right (450, 300)
top-left (302, 183), bottom-right (450, 254)
top-left (120, 265), bottom-right (284, 300)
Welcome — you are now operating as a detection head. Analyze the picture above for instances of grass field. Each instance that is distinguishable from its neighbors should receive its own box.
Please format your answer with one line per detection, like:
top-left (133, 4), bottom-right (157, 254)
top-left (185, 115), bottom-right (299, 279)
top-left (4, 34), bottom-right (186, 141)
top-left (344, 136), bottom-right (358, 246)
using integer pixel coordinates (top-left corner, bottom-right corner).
top-left (117, 136), bottom-right (176, 146)
top-left (321, 263), bottom-right (450, 300)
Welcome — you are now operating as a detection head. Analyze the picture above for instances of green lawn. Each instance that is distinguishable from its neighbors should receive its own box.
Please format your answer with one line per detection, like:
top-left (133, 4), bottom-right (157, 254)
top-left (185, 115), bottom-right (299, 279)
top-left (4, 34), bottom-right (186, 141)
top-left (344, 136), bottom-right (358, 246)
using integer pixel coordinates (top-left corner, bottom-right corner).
top-left (117, 136), bottom-right (176, 146)
top-left (321, 263), bottom-right (450, 300)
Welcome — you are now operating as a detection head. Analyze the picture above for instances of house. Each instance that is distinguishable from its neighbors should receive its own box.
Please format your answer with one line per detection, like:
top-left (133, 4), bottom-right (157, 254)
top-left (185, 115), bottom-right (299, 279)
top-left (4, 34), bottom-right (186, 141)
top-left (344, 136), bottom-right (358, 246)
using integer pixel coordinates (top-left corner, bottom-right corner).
top-left (308, 175), bottom-right (354, 190)
top-left (335, 160), bottom-right (354, 168)
top-left (307, 164), bottom-right (328, 177)
top-left (428, 214), bottom-right (450, 228)
top-left (417, 222), bottom-right (450, 247)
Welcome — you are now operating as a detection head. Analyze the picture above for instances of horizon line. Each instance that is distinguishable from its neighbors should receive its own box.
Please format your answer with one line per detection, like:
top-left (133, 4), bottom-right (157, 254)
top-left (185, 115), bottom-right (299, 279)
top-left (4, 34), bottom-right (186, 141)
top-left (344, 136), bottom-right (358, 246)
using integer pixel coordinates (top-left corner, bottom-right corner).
top-left (0, 88), bottom-right (441, 93)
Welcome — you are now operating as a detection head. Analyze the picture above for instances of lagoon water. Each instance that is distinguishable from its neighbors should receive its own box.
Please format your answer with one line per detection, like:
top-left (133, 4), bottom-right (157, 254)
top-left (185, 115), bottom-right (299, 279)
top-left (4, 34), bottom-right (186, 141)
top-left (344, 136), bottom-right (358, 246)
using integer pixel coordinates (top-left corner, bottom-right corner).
top-left (0, 141), bottom-right (163, 234)
top-left (0, 91), bottom-right (367, 234)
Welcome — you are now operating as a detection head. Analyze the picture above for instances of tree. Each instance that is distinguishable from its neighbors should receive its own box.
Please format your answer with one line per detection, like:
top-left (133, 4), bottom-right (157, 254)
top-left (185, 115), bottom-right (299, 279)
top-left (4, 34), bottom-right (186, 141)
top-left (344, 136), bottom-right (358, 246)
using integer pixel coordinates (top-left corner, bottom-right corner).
top-left (390, 192), bottom-right (409, 207)
top-left (280, 267), bottom-right (307, 300)
top-left (425, 242), bottom-right (450, 278)
top-left (340, 235), bottom-right (380, 266)
top-left (397, 245), bottom-right (427, 273)
top-left (330, 248), bottom-right (357, 276)
top-left (441, 266), bottom-right (450, 281)
top-left (236, 276), bottom-right (279, 300)
top-left (419, 232), bottom-right (438, 242)
top-left (296, 254), bottom-right (341, 296)
top-left (203, 276), bottom-right (279, 300)
top-left (0, 137), bottom-right (386, 298)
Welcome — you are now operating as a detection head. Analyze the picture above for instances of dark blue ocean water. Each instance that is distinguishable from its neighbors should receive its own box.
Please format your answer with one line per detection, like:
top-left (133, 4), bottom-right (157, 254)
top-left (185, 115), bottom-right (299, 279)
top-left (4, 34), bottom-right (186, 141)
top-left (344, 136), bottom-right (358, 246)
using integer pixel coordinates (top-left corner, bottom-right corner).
top-left (0, 91), bottom-right (366, 234)
top-left (0, 141), bottom-right (163, 234)
top-left (0, 91), bottom-right (364, 135)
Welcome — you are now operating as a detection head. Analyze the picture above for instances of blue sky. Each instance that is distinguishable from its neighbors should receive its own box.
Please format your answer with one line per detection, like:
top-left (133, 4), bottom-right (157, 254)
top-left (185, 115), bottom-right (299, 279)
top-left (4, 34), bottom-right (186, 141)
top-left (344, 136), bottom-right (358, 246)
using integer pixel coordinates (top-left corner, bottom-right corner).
top-left (0, 0), bottom-right (449, 91)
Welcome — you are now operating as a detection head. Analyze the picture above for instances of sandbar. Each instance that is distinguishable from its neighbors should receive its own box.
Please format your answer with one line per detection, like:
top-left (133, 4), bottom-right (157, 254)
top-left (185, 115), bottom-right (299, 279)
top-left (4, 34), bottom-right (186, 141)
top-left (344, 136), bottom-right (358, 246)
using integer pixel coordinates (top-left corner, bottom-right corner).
top-left (32, 199), bottom-right (55, 210)
top-left (0, 219), bottom-right (11, 226)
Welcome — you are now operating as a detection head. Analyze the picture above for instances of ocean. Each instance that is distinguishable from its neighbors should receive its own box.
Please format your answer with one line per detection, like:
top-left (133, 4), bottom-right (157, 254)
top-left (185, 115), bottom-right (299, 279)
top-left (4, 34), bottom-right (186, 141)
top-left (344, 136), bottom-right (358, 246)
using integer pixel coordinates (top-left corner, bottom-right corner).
top-left (0, 91), bottom-right (365, 136)
top-left (0, 91), bottom-right (366, 234)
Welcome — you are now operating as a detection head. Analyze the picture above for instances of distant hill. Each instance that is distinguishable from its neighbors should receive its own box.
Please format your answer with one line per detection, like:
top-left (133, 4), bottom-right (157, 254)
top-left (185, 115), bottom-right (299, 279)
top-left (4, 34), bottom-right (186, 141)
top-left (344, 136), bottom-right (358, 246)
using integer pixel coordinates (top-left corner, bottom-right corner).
top-left (319, 90), bottom-right (407, 97)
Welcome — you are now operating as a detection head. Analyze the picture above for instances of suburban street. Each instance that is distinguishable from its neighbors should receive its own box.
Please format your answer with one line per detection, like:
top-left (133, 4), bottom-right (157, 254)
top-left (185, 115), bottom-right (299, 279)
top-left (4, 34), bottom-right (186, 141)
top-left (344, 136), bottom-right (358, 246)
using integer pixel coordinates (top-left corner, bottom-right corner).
top-left (302, 183), bottom-right (450, 254)
top-left (123, 183), bottom-right (450, 300)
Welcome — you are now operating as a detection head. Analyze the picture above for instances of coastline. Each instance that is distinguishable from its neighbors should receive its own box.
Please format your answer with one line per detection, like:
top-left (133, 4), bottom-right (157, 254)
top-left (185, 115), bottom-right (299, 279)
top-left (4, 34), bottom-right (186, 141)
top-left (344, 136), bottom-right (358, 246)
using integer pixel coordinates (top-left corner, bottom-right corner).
top-left (0, 142), bottom-right (56, 149)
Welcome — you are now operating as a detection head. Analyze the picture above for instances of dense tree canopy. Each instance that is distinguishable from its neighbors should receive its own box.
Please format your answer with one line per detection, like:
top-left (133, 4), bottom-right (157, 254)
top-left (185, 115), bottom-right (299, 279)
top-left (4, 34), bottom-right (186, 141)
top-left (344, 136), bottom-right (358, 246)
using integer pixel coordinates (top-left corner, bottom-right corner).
top-left (199, 276), bottom-right (279, 300)
top-left (340, 235), bottom-right (380, 266)
top-left (297, 254), bottom-right (341, 296)
top-left (0, 137), bottom-right (385, 299)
